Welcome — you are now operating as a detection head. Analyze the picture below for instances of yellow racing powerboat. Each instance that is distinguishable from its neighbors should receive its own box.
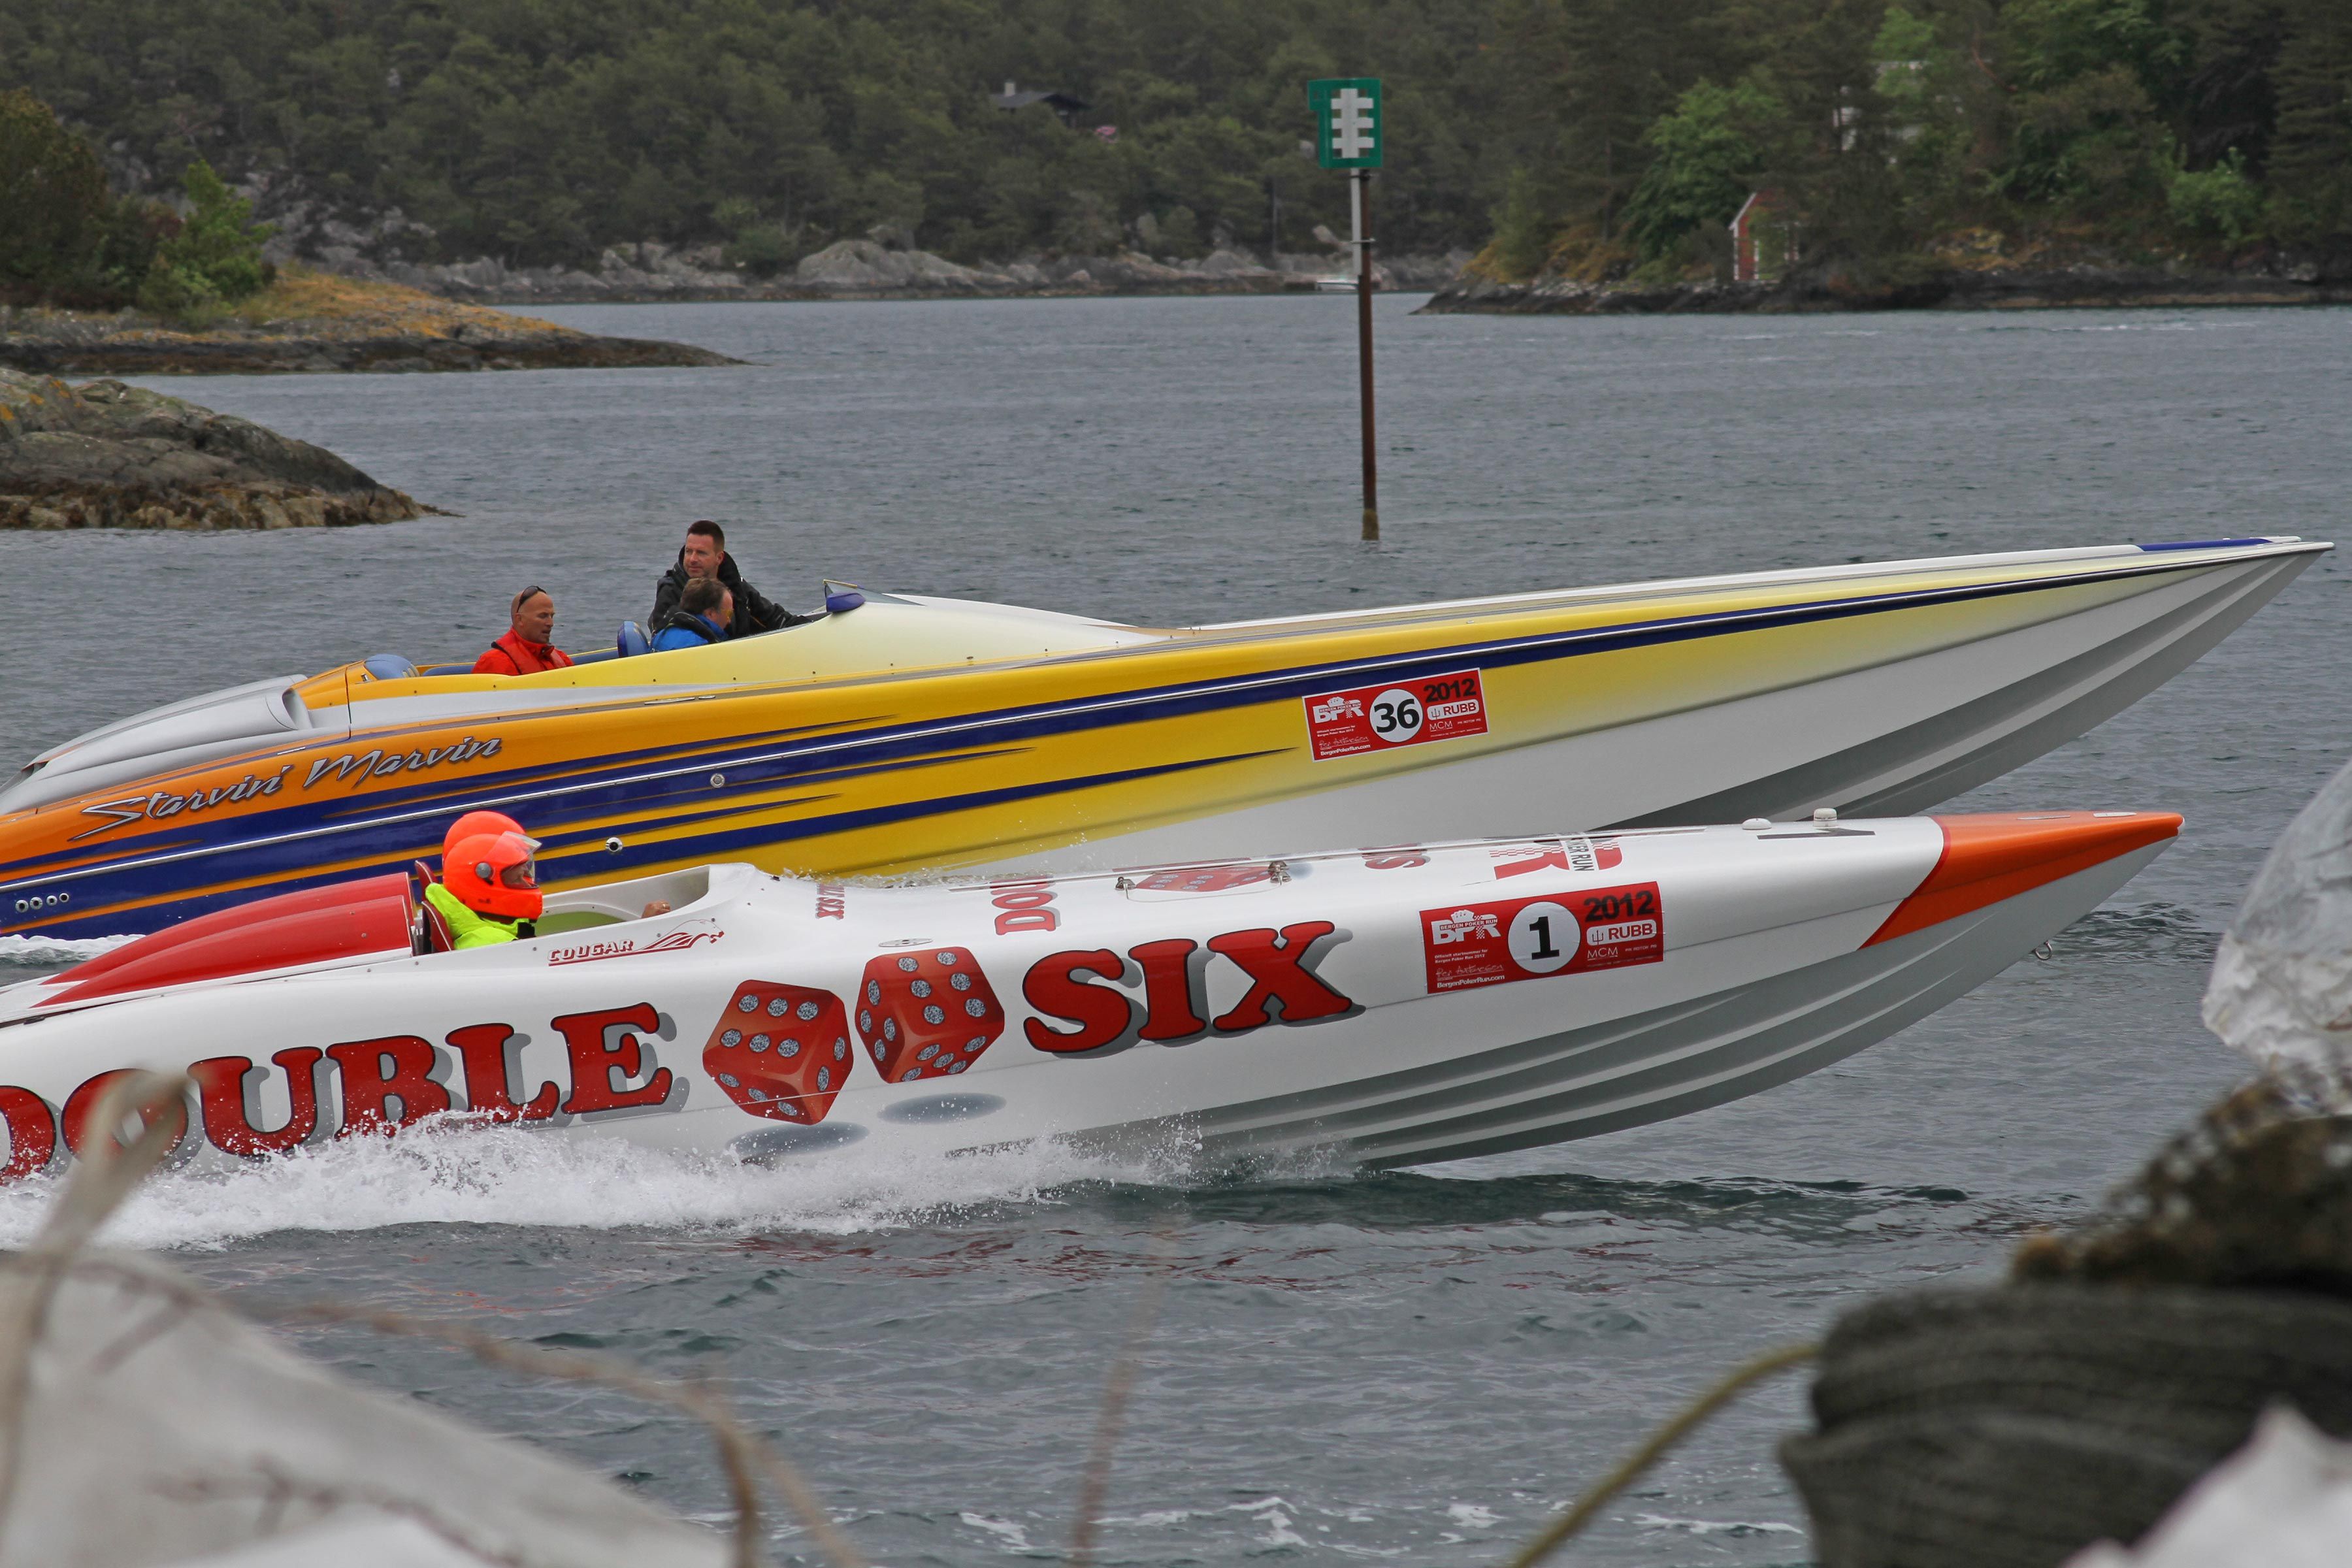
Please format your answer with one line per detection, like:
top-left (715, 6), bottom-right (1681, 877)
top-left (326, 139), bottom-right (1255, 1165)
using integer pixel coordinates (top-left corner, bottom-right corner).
top-left (0, 536), bottom-right (2324, 938)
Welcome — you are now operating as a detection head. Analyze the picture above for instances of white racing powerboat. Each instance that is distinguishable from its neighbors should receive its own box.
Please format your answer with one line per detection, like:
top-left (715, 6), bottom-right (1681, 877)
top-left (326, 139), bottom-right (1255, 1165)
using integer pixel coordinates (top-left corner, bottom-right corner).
top-left (0, 808), bottom-right (2178, 1173)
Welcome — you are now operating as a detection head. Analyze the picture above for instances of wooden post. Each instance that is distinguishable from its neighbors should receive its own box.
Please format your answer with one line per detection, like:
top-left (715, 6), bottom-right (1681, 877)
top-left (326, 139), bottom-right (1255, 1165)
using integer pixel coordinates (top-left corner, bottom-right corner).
top-left (1354, 169), bottom-right (1379, 544)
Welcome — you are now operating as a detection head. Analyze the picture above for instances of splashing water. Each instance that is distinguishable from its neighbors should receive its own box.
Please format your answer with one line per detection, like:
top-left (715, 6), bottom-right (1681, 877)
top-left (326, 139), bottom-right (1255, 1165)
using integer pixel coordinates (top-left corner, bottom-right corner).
top-left (2204, 753), bottom-right (2352, 1076)
top-left (0, 931), bottom-right (131, 979)
top-left (0, 1122), bottom-right (1177, 1252)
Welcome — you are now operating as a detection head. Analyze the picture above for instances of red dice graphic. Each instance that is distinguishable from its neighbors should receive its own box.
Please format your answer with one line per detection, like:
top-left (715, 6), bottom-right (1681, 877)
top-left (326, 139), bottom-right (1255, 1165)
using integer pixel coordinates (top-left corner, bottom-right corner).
top-left (703, 981), bottom-right (853, 1124)
top-left (855, 947), bottom-right (1006, 1083)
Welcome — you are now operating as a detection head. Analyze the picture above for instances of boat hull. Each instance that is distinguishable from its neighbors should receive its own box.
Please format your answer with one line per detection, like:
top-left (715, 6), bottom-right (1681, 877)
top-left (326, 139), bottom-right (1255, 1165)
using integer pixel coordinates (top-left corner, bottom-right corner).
top-left (1173, 856), bottom-right (2146, 1166)
top-left (1, 540), bottom-right (2305, 939)
top-left (0, 811), bottom-right (2176, 1175)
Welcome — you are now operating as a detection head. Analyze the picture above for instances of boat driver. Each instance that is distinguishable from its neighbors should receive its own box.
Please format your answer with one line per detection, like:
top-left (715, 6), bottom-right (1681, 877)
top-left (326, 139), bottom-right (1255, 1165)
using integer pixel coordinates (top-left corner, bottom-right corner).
top-left (427, 825), bottom-right (544, 949)
top-left (649, 519), bottom-right (813, 639)
top-left (425, 811), bottom-right (671, 943)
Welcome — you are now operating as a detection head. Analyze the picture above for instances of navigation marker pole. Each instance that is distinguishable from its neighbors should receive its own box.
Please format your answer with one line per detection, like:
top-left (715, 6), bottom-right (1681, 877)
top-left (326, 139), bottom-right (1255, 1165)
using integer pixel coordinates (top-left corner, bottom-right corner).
top-left (1311, 76), bottom-right (1384, 544)
top-left (1353, 167), bottom-right (1377, 543)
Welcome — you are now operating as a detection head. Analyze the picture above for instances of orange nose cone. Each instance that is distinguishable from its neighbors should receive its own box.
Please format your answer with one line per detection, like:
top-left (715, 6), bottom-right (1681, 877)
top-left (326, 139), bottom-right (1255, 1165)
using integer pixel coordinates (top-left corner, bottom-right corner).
top-left (1866, 811), bottom-right (2184, 947)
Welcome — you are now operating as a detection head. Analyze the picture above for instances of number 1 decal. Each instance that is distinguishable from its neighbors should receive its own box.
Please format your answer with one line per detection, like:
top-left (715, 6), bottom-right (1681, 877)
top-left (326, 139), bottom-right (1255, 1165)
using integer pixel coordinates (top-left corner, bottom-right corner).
top-left (1420, 883), bottom-right (1664, 994)
top-left (1303, 668), bottom-right (1488, 761)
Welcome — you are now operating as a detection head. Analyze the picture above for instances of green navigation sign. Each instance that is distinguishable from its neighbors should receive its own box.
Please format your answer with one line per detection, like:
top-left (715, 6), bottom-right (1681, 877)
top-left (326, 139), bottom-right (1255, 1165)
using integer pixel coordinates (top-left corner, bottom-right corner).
top-left (1308, 78), bottom-right (1382, 170)
top-left (1307, 76), bottom-right (1386, 541)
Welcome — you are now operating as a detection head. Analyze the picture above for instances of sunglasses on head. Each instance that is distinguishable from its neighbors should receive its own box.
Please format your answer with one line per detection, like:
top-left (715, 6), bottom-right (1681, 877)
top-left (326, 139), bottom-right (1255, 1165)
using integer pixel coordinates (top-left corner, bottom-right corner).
top-left (512, 586), bottom-right (548, 613)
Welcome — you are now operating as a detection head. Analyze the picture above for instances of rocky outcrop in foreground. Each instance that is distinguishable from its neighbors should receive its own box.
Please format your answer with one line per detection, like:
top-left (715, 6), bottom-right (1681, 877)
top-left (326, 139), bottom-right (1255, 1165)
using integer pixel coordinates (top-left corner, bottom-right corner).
top-left (0, 270), bottom-right (741, 377)
top-left (318, 237), bottom-right (1473, 303)
top-left (1, 368), bottom-right (433, 529)
top-left (1419, 254), bottom-right (2352, 315)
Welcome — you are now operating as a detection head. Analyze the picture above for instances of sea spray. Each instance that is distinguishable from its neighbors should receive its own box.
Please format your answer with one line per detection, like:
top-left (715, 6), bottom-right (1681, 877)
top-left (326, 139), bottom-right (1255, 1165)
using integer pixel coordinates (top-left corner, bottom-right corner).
top-left (0, 1120), bottom-right (1185, 1252)
top-left (0, 931), bottom-right (133, 975)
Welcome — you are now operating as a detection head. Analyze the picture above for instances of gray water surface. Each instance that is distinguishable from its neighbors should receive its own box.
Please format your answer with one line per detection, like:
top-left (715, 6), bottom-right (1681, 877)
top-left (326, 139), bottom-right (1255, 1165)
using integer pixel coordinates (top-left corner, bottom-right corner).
top-left (0, 297), bottom-right (2346, 1565)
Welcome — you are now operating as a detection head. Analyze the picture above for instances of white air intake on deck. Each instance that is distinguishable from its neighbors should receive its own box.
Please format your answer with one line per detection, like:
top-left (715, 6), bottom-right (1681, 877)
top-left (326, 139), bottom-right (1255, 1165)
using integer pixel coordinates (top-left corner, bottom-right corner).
top-left (0, 676), bottom-right (317, 813)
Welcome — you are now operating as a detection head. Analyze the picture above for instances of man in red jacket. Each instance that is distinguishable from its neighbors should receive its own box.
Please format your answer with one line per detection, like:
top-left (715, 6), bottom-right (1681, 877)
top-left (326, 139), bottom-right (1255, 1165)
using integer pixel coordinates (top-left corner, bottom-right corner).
top-left (472, 585), bottom-right (574, 676)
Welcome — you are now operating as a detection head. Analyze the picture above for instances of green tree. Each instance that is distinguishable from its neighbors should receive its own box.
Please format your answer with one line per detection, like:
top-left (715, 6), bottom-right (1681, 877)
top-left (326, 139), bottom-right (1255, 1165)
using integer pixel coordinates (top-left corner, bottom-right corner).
top-left (2174, 0), bottom-right (2295, 175)
top-left (139, 159), bottom-right (274, 319)
top-left (1620, 77), bottom-right (1784, 267)
top-left (2264, 0), bottom-right (2352, 244)
top-left (2168, 148), bottom-right (2263, 240)
top-left (3, 0), bottom-right (2336, 277)
top-left (1873, 5), bottom-right (1976, 218)
top-left (0, 88), bottom-right (110, 300)
top-left (1993, 0), bottom-right (2187, 216)
top-left (1155, 204), bottom-right (1204, 255)
top-left (1487, 166), bottom-right (1558, 279)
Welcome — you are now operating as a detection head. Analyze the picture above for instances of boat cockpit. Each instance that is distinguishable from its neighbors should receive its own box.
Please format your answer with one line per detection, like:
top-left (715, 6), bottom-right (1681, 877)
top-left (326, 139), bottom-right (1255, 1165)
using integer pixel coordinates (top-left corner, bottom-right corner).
top-left (412, 862), bottom-right (719, 950)
top-left (346, 583), bottom-right (1166, 687)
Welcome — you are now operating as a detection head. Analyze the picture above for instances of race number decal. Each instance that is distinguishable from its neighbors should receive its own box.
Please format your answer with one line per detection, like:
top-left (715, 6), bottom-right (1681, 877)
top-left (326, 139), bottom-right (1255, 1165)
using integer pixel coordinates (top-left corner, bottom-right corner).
top-left (1420, 883), bottom-right (1664, 994)
top-left (1304, 669), bottom-right (1488, 761)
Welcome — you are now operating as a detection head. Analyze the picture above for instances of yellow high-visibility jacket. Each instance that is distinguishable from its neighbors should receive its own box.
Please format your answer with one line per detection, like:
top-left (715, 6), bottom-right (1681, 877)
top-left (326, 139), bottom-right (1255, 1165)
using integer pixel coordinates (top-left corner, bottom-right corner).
top-left (425, 881), bottom-right (524, 950)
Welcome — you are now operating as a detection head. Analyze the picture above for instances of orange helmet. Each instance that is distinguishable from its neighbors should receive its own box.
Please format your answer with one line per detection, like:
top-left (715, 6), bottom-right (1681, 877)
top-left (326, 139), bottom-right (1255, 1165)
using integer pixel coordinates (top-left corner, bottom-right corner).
top-left (444, 830), bottom-right (543, 921)
top-left (443, 810), bottom-right (524, 863)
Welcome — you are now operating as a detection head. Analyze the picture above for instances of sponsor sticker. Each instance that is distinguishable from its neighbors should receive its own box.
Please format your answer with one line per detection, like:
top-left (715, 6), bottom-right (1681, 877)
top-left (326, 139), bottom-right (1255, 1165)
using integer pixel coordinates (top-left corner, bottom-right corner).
top-left (547, 923), bottom-right (723, 966)
top-left (1132, 865), bottom-right (1273, 894)
top-left (1304, 669), bottom-right (1487, 761)
top-left (1490, 836), bottom-right (1622, 879)
top-left (1421, 882), bottom-right (1664, 994)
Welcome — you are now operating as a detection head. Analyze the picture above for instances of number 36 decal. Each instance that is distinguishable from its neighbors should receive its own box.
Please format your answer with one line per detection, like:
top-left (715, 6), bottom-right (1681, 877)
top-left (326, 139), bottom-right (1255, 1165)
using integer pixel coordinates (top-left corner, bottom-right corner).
top-left (1303, 668), bottom-right (1489, 762)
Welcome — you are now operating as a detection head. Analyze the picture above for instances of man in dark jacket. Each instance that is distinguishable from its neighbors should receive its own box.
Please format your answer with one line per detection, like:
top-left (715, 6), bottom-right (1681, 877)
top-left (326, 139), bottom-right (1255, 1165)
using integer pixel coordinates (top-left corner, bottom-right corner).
top-left (649, 520), bottom-right (809, 638)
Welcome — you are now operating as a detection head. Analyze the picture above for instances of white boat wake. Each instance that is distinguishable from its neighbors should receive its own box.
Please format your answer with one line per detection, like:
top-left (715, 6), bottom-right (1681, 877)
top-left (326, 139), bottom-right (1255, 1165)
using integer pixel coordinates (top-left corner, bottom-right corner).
top-left (0, 932), bottom-right (132, 970)
top-left (0, 1122), bottom-right (1178, 1251)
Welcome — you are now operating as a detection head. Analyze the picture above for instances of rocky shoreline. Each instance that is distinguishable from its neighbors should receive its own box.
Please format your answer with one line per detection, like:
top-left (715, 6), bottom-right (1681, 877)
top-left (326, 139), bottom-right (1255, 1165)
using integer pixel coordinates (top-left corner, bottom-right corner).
top-left (0, 270), bottom-right (738, 377)
top-left (317, 238), bottom-right (1471, 304)
top-left (1, 368), bottom-right (433, 529)
top-left (1418, 257), bottom-right (2352, 316)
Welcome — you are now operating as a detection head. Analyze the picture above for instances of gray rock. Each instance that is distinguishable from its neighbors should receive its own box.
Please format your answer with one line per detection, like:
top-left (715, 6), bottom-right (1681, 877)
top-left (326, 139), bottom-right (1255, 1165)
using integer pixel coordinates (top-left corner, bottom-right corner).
top-left (795, 239), bottom-right (990, 292)
top-left (1196, 247), bottom-right (1279, 279)
top-left (0, 370), bottom-right (432, 530)
top-left (270, 231), bottom-right (1467, 304)
top-left (1418, 252), bottom-right (2352, 314)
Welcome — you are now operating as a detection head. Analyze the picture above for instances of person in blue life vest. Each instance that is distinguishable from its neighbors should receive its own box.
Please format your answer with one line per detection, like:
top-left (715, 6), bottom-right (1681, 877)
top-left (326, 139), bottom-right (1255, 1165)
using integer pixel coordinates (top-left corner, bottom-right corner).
top-left (651, 577), bottom-right (731, 651)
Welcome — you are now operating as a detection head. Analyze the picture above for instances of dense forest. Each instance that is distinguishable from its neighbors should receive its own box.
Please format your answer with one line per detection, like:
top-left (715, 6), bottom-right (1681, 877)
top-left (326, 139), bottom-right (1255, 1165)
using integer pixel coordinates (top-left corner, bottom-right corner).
top-left (1486, 0), bottom-right (2352, 284)
top-left (1, 0), bottom-right (2347, 289)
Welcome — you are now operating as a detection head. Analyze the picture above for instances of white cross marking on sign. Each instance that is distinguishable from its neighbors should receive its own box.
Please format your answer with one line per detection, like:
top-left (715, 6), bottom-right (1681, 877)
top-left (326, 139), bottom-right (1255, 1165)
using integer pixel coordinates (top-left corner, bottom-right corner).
top-left (1331, 88), bottom-right (1375, 158)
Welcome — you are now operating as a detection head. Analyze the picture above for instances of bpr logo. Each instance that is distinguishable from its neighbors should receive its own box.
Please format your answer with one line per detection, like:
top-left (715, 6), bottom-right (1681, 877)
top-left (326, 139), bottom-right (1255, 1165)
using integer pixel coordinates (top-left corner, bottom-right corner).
top-left (1428, 909), bottom-right (1501, 946)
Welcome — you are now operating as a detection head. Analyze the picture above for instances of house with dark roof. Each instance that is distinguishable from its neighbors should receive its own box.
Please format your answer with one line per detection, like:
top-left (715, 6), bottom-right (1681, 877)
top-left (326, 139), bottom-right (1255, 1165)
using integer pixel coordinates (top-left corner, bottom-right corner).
top-left (990, 80), bottom-right (1091, 127)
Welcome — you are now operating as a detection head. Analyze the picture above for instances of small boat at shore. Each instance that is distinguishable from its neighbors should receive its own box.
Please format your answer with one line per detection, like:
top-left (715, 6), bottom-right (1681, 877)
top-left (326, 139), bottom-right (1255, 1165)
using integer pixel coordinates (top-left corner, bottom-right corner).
top-left (0, 537), bottom-right (2313, 941)
top-left (0, 808), bottom-right (2177, 1173)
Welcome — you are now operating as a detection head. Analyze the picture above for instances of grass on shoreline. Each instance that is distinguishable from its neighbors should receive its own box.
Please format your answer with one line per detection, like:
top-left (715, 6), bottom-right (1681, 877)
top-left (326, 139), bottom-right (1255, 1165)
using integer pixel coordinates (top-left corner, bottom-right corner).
top-left (5, 266), bottom-right (578, 342)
